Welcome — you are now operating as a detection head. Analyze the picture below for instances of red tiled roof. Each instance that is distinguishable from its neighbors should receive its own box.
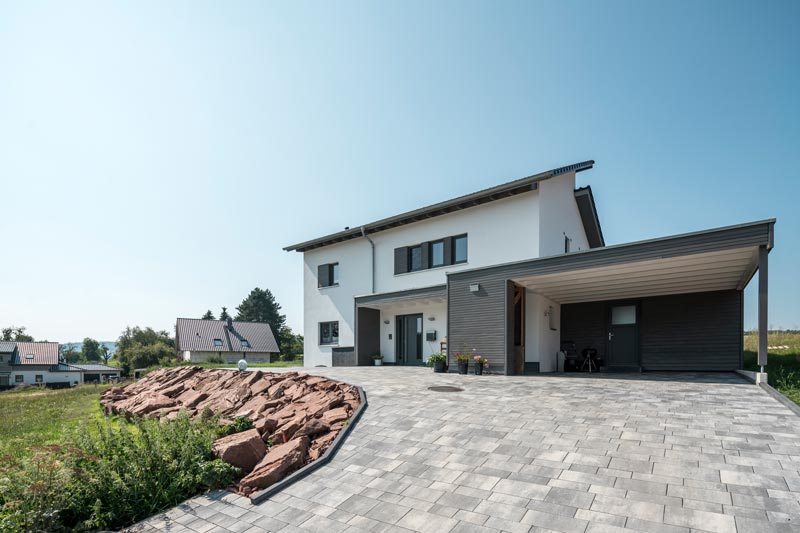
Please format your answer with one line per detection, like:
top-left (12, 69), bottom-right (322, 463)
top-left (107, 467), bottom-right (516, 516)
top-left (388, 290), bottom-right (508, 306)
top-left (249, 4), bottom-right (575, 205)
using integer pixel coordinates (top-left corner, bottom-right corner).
top-left (13, 342), bottom-right (59, 365)
top-left (176, 319), bottom-right (279, 354)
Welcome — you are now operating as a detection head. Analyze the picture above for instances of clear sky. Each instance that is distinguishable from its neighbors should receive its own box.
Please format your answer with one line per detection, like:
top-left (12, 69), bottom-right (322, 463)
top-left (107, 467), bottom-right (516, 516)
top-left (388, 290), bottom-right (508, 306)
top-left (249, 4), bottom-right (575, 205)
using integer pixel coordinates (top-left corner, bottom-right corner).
top-left (1, 1), bottom-right (797, 342)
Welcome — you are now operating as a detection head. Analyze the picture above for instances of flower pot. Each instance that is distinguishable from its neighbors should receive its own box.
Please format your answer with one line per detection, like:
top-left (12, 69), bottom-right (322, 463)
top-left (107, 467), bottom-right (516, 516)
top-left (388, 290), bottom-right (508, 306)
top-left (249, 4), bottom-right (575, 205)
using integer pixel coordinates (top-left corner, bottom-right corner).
top-left (457, 362), bottom-right (468, 374)
top-left (433, 360), bottom-right (446, 373)
top-left (474, 363), bottom-right (484, 375)
top-left (374, 360), bottom-right (382, 366)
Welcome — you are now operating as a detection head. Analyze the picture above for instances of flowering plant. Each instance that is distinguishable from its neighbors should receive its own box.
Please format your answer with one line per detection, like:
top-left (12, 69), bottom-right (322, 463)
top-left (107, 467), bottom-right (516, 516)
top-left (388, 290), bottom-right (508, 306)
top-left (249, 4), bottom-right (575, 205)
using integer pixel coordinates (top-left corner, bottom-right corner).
top-left (473, 355), bottom-right (489, 367)
top-left (426, 352), bottom-right (447, 366)
top-left (455, 352), bottom-right (470, 364)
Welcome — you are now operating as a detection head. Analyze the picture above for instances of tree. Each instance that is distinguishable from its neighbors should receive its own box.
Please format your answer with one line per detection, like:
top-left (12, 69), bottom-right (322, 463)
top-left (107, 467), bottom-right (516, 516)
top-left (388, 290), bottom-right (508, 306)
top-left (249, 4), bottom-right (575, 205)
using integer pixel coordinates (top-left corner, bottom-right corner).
top-left (201, 310), bottom-right (215, 320)
top-left (1, 326), bottom-right (34, 342)
top-left (235, 287), bottom-right (288, 352)
top-left (99, 344), bottom-right (112, 364)
top-left (281, 327), bottom-right (304, 360)
top-left (59, 345), bottom-right (80, 364)
top-left (115, 326), bottom-right (176, 375)
top-left (82, 338), bottom-right (101, 362)
top-left (220, 307), bottom-right (230, 320)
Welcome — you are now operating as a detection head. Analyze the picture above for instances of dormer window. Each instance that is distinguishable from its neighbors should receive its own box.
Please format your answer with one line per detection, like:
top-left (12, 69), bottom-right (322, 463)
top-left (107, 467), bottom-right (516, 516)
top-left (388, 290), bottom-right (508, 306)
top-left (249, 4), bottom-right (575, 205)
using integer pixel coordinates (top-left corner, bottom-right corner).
top-left (213, 339), bottom-right (223, 347)
top-left (25, 354), bottom-right (34, 360)
top-left (240, 339), bottom-right (250, 348)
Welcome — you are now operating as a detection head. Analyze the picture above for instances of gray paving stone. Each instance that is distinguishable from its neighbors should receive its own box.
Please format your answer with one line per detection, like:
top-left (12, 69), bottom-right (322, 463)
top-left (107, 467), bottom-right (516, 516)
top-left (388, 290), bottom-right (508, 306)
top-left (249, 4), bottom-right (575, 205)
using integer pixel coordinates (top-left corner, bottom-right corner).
top-left (396, 509), bottom-right (459, 533)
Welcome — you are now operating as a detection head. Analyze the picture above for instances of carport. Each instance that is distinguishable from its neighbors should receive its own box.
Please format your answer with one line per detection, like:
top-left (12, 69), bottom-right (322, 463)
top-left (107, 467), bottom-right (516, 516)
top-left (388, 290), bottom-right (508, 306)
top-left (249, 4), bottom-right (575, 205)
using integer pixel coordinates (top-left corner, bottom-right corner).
top-left (447, 219), bottom-right (774, 374)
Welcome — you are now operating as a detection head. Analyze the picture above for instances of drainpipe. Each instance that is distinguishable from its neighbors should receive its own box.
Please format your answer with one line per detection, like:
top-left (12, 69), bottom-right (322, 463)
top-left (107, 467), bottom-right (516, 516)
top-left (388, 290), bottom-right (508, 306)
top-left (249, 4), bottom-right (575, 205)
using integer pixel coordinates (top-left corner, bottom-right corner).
top-left (361, 226), bottom-right (375, 294)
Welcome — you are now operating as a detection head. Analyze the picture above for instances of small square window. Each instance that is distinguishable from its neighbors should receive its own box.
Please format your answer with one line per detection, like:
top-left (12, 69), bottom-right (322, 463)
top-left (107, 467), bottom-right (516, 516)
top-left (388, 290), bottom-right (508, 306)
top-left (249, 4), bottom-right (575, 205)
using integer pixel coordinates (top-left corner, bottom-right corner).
top-left (25, 354), bottom-right (34, 360)
top-left (240, 339), bottom-right (251, 348)
top-left (35, 375), bottom-right (43, 384)
top-left (15, 375), bottom-right (23, 383)
top-left (430, 240), bottom-right (444, 268)
top-left (319, 321), bottom-right (339, 345)
top-left (213, 338), bottom-right (224, 347)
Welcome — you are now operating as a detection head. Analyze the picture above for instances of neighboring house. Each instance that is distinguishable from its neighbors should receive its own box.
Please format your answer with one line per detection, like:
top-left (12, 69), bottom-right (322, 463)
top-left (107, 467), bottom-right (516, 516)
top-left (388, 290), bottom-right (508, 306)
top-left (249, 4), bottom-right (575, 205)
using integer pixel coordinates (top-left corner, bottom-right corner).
top-left (11, 342), bottom-right (78, 386)
top-left (176, 317), bottom-right (279, 363)
top-left (285, 160), bottom-right (775, 373)
top-left (0, 341), bottom-right (14, 387)
top-left (69, 363), bottom-right (121, 383)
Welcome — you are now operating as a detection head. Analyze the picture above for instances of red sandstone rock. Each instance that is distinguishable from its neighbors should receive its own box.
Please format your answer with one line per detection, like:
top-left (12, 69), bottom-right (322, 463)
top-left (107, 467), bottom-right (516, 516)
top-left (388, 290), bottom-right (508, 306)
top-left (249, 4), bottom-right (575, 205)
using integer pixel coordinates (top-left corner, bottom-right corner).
top-left (308, 432), bottom-right (336, 460)
top-left (239, 436), bottom-right (309, 489)
top-left (176, 388), bottom-right (208, 408)
top-left (295, 418), bottom-right (330, 439)
top-left (129, 393), bottom-right (177, 417)
top-left (321, 406), bottom-right (349, 425)
top-left (212, 429), bottom-right (267, 473)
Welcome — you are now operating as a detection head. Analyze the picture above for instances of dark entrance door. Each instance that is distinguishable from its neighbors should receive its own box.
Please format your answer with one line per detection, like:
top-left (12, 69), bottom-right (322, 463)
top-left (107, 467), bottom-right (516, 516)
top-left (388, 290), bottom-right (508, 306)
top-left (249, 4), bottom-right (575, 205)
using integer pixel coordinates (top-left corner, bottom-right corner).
top-left (396, 314), bottom-right (423, 365)
top-left (607, 304), bottom-right (639, 369)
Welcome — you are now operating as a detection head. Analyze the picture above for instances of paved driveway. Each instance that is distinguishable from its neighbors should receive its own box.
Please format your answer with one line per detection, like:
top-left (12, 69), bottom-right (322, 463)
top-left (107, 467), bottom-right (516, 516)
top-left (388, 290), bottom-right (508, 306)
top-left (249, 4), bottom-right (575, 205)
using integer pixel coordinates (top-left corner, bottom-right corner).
top-left (134, 368), bottom-right (800, 533)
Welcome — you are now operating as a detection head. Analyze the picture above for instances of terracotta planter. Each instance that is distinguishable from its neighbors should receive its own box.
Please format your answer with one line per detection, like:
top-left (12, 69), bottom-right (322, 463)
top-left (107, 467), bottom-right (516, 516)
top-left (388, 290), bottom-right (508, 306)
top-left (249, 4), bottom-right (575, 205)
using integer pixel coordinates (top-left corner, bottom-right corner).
top-left (475, 363), bottom-right (484, 375)
top-left (457, 362), bottom-right (469, 374)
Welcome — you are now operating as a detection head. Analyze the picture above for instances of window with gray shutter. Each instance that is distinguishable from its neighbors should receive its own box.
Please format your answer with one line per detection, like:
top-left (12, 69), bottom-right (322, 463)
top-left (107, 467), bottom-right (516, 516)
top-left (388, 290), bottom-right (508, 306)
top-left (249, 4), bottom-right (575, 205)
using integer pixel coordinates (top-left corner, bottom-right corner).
top-left (394, 247), bottom-right (409, 274)
top-left (318, 264), bottom-right (330, 287)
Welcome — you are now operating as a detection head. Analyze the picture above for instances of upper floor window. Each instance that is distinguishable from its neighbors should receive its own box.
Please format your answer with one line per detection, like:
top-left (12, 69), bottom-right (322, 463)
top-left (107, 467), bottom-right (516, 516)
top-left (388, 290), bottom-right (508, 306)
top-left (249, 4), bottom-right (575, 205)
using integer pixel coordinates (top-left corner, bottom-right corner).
top-left (213, 338), bottom-right (223, 347)
top-left (25, 354), bottom-right (34, 360)
top-left (318, 262), bottom-right (340, 288)
top-left (430, 240), bottom-right (445, 268)
top-left (453, 235), bottom-right (468, 264)
top-left (395, 234), bottom-right (468, 275)
top-left (409, 245), bottom-right (423, 272)
top-left (564, 235), bottom-right (572, 253)
top-left (240, 339), bottom-right (250, 348)
top-left (319, 321), bottom-right (339, 345)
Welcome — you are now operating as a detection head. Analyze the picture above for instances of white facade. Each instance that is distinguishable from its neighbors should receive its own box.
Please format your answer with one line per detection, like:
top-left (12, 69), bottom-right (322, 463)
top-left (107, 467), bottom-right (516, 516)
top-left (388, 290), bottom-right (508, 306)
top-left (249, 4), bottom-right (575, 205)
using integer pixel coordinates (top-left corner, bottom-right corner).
top-left (12, 368), bottom-right (81, 386)
top-left (182, 350), bottom-right (271, 364)
top-left (300, 171), bottom-right (590, 369)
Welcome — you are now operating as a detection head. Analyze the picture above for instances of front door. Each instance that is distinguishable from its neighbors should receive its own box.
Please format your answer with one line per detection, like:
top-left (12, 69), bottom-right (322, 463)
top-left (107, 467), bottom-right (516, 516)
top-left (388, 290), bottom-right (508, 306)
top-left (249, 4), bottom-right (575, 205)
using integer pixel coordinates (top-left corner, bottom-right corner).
top-left (396, 314), bottom-right (423, 365)
top-left (607, 304), bottom-right (639, 369)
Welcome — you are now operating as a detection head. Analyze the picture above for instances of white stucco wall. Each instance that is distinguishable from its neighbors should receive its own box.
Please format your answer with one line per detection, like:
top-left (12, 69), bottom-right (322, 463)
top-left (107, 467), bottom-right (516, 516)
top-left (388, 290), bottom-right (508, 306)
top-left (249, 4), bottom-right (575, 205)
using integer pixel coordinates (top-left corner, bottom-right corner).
top-left (12, 369), bottom-right (80, 385)
top-left (302, 191), bottom-right (541, 367)
top-left (185, 351), bottom-right (271, 364)
top-left (525, 291), bottom-right (561, 373)
top-left (537, 172), bottom-right (590, 257)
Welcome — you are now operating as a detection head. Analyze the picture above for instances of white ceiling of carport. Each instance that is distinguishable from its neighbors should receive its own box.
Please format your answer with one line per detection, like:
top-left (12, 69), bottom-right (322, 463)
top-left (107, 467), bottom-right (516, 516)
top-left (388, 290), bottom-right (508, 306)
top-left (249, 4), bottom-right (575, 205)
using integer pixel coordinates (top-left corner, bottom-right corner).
top-left (513, 247), bottom-right (760, 304)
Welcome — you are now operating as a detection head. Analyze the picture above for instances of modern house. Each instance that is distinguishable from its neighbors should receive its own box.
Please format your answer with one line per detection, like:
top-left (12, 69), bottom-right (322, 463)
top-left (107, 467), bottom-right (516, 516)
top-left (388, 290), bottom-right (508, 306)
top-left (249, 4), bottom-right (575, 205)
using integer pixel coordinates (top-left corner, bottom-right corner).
top-left (0, 342), bottom-right (121, 387)
top-left (285, 161), bottom-right (774, 373)
top-left (175, 317), bottom-right (279, 363)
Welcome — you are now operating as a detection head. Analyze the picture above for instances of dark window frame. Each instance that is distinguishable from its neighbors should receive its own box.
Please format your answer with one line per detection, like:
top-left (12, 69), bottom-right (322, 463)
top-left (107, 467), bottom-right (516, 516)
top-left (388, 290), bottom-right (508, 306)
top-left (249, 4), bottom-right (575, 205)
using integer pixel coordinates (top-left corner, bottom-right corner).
top-left (430, 240), bottom-right (445, 268)
top-left (318, 262), bottom-right (340, 288)
top-left (35, 375), bottom-right (43, 383)
top-left (213, 338), bottom-right (224, 347)
top-left (408, 245), bottom-right (423, 272)
top-left (240, 339), bottom-right (251, 348)
top-left (564, 235), bottom-right (572, 253)
top-left (15, 375), bottom-right (23, 383)
top-left (453, 234), bottom-right (468, 264)
top-left (319, 321), bottom-right (339, 345)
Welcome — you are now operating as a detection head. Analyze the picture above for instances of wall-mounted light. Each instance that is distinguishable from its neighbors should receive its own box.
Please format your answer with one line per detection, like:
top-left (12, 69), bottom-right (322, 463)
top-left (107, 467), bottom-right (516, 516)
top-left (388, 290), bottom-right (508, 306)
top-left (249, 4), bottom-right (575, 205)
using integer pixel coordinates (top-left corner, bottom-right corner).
top-left (427, 316), bottom-right (435, 322)
top-left (469, 283), bottom-right (480, 293)
top-left (383, 319), bottom-right (390, 325)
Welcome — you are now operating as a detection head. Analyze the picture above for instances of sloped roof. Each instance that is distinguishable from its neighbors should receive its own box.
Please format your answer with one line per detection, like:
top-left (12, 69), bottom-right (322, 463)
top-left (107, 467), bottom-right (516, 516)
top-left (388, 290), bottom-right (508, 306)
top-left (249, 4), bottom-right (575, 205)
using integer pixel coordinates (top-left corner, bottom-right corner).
top-left (70, 364), bottom-right (120, 372)
top-left (13, 342), bottom-right (59, 365)
top-left (284, 160), bottom-right (597, 252)
top-left (176, 319), bottom-right (279, 354)
top-left (0, 342), bottom-right (16, 354)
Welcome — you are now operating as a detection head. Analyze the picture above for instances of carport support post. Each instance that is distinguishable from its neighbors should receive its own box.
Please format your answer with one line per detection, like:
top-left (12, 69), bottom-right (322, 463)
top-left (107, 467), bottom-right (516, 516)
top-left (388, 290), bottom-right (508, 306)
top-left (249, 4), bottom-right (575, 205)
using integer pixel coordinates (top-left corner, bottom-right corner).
top-left (758, 246), bottom-right (768, 373)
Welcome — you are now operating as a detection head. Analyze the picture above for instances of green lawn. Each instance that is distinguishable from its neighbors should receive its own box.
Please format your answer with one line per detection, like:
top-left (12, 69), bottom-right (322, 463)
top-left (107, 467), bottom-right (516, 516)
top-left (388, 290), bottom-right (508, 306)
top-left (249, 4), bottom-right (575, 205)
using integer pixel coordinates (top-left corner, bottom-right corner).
top-left (0, 384), bottom-right (112, 455)
top-left (186, 357), bottom-right (304, 369)
top-left (743, 331), bottom-right (800, 406)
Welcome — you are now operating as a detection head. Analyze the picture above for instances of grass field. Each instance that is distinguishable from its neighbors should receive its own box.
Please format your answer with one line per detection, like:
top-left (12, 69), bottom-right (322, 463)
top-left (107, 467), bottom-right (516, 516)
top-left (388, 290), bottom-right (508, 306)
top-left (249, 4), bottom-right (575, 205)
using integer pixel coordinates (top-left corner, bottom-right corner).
top-left (188, 357), bottom-right (303, 369)
top-left (743, 330), bottom-right (800, 405)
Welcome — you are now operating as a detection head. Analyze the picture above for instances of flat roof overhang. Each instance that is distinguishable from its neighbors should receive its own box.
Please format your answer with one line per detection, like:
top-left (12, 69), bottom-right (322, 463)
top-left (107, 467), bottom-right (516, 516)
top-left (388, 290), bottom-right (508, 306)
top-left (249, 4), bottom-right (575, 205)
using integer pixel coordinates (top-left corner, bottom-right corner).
top-left (355, 284), bottom-right (447, 310)
top-left (449, 219), bottom-right (775, 304)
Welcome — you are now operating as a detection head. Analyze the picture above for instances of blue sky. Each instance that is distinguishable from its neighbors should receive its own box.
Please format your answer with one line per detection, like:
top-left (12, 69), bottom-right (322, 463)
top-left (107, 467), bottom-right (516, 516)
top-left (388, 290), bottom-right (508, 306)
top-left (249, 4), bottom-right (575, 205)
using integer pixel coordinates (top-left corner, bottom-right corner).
top-left (0, 1), bottom-right (797, 342)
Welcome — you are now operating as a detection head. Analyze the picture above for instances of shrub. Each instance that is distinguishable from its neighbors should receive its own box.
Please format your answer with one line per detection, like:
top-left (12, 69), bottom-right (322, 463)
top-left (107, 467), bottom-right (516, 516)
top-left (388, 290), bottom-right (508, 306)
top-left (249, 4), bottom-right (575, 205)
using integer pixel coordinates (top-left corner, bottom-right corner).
top-left (0, 413), bottom-right (238, 532)
top-left (217, 416), bottom-right (254, 438)
top-left (205, 353), bottom-right (225, 364)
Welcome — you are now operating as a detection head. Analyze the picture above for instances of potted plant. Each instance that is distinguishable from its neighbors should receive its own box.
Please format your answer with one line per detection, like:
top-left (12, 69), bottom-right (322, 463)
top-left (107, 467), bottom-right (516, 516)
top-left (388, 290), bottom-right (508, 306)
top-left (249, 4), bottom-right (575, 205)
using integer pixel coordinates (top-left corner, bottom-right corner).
top-left (426, 352), bottom-right (447, 373)
top-left (473, 355), bottom-right (488, 375)
top-left (372, 354), bottom-right (383, 366)
top-left (455, 352), bottom-right (469, 374)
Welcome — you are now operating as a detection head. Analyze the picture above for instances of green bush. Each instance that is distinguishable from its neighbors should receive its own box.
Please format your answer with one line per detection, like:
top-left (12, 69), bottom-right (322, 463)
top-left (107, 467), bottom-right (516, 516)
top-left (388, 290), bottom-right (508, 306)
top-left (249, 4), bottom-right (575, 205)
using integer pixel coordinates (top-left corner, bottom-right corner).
top-left (205, 353), bottom-right (225, 364)
top-left (0, 413), bottom-right (238, 532)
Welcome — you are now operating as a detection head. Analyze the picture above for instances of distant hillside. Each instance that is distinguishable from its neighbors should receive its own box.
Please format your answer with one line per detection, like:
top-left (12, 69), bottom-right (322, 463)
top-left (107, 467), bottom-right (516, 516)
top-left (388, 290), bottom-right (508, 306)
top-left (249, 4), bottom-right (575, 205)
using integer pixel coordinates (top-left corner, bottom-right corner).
top-left (62, 341), bottom-right (117, 357)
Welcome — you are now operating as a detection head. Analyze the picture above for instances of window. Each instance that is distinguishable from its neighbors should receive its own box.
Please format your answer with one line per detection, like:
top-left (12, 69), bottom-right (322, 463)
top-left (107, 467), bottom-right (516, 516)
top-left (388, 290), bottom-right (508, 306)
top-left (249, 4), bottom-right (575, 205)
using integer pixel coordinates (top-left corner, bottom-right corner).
top-left (25, 354), bottom-right (34, 360)
top-left (213, 338), bottom-right (224, 347)
top-left (0, 356), bottom-right (3, 362)
top-left (35, 375), bottom-right (43, 384)
top-left (564, 235), bottom-right (572, 253)
top-left (611, 305), bottom-right (637, 325)
top-left (430, 240), bottom-right (444, 268)
top-left (15, 375), bottom-right (23, 383)
top-left (318, 263), bottom-right (340, 288)
top-left (240, 339), bottom-right (251, 348)
top-left (454, 235), bottom-right (468, 263)
top-left (319, 321), bottom-right (339, 345)
top-left (409, 245), bottom-right (423, 271)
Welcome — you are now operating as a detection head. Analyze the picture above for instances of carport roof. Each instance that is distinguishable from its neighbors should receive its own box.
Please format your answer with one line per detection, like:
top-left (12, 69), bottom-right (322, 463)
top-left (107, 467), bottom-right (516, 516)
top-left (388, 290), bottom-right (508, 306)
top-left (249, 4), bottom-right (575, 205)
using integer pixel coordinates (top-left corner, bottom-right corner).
top-left (450, 219), bottom-right (775, 304)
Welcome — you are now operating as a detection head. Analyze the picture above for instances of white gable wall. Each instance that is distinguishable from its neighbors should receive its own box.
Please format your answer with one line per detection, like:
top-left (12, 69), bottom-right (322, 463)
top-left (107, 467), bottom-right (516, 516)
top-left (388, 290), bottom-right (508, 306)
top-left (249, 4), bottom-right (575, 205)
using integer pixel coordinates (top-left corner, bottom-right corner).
top-left (538, 171), bottom-right (590, 257)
